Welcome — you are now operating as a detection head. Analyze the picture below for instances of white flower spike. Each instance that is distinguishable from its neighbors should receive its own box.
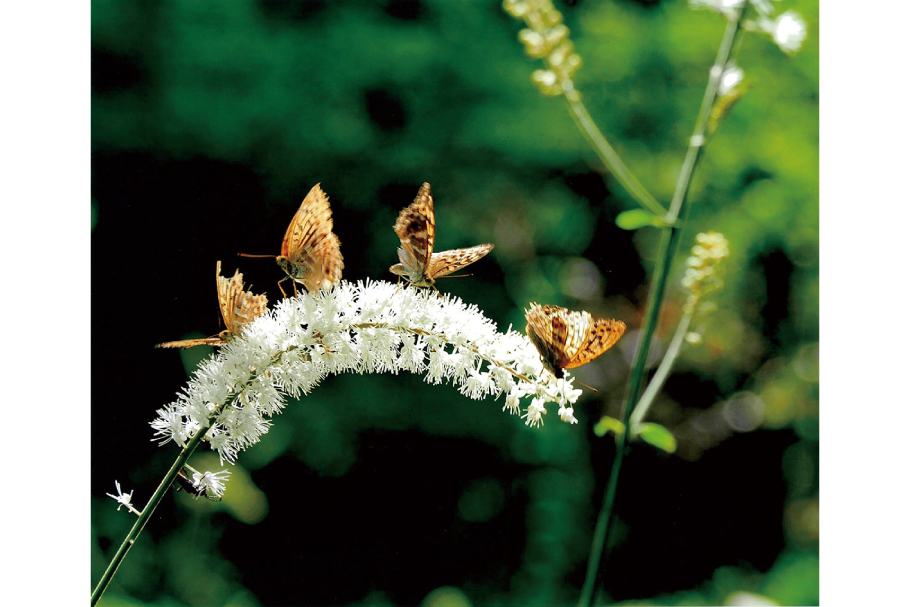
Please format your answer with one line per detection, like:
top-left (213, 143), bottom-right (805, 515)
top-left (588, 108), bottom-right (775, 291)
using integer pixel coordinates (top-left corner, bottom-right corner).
top-left (152, 281), bottom-right (591, 469)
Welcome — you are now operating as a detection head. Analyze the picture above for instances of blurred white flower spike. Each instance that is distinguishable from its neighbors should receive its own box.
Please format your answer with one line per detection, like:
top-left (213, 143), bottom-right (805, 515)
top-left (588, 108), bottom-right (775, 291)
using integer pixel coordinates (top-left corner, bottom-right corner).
top-left (151, 280), bottom-right (584, 470)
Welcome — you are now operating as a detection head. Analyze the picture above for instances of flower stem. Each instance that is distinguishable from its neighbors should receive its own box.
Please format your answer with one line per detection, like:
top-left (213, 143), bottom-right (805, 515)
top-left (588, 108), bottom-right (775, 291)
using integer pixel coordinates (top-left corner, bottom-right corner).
top-left (91, 426), bottom-right (207, 605)
top-left (577, 10), bottom-right (745, 607)
top-left (563, 90), bottom-right (668, 218)
top-left (629, 306), bottom-right (693, 429)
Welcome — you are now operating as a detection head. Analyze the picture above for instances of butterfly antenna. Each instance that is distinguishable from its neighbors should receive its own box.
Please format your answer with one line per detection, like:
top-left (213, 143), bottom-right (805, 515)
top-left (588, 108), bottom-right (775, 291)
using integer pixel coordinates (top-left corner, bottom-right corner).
top-left (575, 378), bottom-right (598, 392)
top-left (442, 273), bottom-right (473, 278)
top-left (237, 253), bottom-right (277, 258)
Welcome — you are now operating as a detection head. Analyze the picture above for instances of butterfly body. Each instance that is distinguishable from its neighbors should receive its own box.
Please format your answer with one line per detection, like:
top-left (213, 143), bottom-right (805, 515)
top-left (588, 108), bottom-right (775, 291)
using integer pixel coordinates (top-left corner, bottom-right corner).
top-left (276, 184), bottom-right (344, 295)
top-left (156, 261), bottom-right (268, 349)
top-left (525, 303), bottom-right (626, 379)
top-left (389, 182), bottom-right (493, 288)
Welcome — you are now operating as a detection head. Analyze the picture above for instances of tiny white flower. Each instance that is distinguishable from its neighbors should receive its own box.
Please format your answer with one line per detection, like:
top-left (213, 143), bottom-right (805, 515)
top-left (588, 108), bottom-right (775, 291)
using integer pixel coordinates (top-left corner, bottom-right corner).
top-left (685, 332), bottom-right (704, 344)
top-left (522, 397), bottom-right (548, 428)
top-left (192, 469), bottom-right (231, 499)
top-left (718, 64), bottom-right (744, 95)
top-left (534, 69), bottom-right (557, 87)
top-left (503, 388), bottom-right (522, 415)
top-left (558, 404), bottom-right (579, 425)
top-left (106, 480), bottom-right (140, 515)
top-left (771, 11), bottom-right (807, 53)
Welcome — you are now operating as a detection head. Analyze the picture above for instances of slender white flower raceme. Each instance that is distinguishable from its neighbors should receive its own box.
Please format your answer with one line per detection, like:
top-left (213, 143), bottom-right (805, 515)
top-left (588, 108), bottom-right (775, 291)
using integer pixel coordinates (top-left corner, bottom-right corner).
top-left (152, 280), bottom-right (585, 466)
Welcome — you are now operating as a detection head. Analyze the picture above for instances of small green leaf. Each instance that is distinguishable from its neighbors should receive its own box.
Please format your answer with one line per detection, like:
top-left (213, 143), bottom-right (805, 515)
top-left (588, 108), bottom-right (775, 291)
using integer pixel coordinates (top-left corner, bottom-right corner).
top-left (633, 423), bottom-right (677, 453)
top-left (593, 416), bottom-right (625, 438)
top-left (615, 209), bottom-right (667, 230)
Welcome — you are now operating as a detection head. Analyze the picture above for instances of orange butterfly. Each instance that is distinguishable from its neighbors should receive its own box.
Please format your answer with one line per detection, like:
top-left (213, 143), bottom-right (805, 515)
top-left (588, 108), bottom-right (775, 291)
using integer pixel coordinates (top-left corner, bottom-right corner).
top-left (525, 303), bottom-right (626, 379)
top-left (389, 182), bottom-right (493, 289)
top-left (155, 261), bottom-right (268, 349)
top-left (240, 183), bottom-right (344, 297)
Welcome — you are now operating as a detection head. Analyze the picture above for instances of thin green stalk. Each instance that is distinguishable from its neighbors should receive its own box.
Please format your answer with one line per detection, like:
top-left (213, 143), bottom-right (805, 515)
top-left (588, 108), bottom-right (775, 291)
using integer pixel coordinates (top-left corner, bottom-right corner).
top-left (92, 346), bottom-right (299, 604)
top-left (91, 427), bottom-right (207, 605)
top-left (563, 90), bottom-right (667, 218)
top-left (577, 9), bottom-right (745, 607)
top-left (514, 2), bottom-right (665, 218)
top-left (630, 308), bottom-right (693, 429)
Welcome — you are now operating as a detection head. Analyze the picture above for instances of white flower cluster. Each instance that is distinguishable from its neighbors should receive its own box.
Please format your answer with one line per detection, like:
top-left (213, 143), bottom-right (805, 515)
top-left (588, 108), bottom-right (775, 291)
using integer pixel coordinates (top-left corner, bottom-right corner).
top-left (152, 280), bottom-right (583, 464)
top-left (690, 0), bottom-right (807, 55)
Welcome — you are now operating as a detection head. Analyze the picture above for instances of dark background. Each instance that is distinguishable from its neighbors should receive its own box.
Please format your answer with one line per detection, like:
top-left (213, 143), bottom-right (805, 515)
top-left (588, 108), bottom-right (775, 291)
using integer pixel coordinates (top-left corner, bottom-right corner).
top-left (91, 1), bottom-right (819, 605)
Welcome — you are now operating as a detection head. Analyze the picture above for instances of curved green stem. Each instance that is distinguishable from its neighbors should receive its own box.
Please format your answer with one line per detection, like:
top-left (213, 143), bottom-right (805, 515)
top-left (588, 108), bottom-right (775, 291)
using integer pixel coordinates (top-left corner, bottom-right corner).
top-left (563, 91), bottom-right (668, 218)
top-left (630, 305), bottom-right (693, 429)
top-left (92, 345), bottom-right (300, 604)
top-left (577, 9), bottom-right (745, 607)
top-left (91, 427), bottom-right (207, 605)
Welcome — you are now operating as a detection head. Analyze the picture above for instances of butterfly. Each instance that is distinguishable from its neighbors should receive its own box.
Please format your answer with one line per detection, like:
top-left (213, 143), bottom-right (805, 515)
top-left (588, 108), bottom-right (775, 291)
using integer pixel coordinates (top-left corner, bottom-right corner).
top-left (240, 183), bottom-right (343, 297)
top-left (155, 261), bottom-right (268, 349)
top-left (524, 303), bottom-right (626, 379)
top-left (389, 182), bottom-right (493, 289)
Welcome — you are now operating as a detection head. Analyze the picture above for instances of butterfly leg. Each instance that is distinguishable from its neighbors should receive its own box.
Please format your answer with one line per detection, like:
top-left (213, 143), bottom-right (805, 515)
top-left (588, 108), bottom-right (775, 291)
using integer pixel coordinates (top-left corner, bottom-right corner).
top-left (278, 277), bottom-right (290, 299)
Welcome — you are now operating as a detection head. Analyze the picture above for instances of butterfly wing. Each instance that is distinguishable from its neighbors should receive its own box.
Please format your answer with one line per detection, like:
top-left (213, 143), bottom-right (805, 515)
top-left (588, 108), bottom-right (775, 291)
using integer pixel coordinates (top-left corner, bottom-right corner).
top-left (425, 244), bottom-right (494, 280)
top-left (525, 303), bottom-right (625, 376)
top-left (216, 261), bottom-right (244, 334)
top-left (391, 182), bottom-right (435, 281)
top-left (279, 183), bottom-right (344, 293)
top-left (154, 337), bottom-right (225, 349)
top-left (563, 318), bottom-right (626, 369)
top-left (525, 303), bottom-right (570, 374)
top-left (215, 261), bottom-right (269, 336)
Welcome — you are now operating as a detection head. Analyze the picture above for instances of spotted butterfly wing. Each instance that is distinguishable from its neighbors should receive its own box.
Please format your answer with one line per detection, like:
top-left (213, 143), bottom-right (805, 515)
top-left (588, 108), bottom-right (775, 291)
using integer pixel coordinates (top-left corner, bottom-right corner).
top-left (389, 182), bottom-right (436, 287)
top-left (525, 303), bottom-right (626, 378)
top-left (155, 261), bottom-right (268, 349)
top-left (389, 183), bottom-right (493, 288)
top-left (216, 261), bottom-right (268, 336)
top-left (425, 244), bottom-right (495, 281)
top-left (276, 183), bottom-right (344, 294)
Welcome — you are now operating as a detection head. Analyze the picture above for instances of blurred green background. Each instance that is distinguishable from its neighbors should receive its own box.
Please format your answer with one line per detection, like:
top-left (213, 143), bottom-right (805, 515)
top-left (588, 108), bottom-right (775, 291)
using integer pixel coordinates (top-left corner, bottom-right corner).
top-left (91, 0), bottom-right (818, 605)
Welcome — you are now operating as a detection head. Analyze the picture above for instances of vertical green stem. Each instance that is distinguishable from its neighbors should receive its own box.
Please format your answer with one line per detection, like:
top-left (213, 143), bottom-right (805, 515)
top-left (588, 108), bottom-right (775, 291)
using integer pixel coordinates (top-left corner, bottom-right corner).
top-left (91, 428), bottom-right (208, 605)
top-left (577, 10), bottom-right (745, 606)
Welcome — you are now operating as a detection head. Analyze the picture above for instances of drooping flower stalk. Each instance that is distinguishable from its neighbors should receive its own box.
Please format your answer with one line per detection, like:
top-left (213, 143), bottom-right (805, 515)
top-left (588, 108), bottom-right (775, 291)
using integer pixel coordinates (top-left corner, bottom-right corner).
top-left (94, 280), bottom-right (587, 604)
top-left (152, 280), bottom-right (585, 467)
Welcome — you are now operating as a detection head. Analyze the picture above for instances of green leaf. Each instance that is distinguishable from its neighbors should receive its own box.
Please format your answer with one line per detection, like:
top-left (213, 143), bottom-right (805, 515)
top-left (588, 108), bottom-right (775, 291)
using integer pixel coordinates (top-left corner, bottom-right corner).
top-left (593, 416), bottom-right (625, 438)
top-left (615, 209), bottom-right (667, 230)
top-left (633, 423), bottom-right (677, 453)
